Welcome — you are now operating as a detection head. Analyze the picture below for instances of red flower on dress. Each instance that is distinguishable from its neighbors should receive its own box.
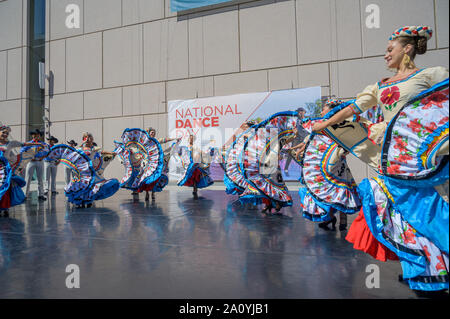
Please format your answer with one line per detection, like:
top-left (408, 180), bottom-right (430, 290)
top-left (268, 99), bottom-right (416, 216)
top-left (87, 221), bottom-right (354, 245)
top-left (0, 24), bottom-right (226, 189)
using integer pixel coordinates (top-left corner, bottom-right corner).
top-left (380, 86), bottom-right (400, 106)
top-left (401, 228), bottom-right (416, 245)
top-left (315, 175), bottom-right (325, 183)
top-left (436, 256), bottom-right (447, 272)
top-left (439, 117), bottom-right (449, 126)
top-left (396, 153), bottom-right (413, 164)
top-left (387, 164), bottom-right (404, 175)
top-left (423, 245), bottom-right (431, 262)
top-left (407, 119), bottom-right (422, 133)
top-left (421, 90), bottom-right (448, 109)
top-left (393, 136), bottom-right (408, 153)
top-left (424, 122), bottom-right (437, 133)
top-left (318, 144), bottom-right (328, 153)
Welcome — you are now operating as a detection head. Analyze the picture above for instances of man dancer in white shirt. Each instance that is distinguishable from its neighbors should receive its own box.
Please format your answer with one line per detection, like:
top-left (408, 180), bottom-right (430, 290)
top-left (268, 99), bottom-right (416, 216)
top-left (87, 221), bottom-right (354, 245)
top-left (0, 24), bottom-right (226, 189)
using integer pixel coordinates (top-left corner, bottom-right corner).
top-left (25, 129), bottom-right (47, 201)
top-left (44, 136), bottom-right (60, 196)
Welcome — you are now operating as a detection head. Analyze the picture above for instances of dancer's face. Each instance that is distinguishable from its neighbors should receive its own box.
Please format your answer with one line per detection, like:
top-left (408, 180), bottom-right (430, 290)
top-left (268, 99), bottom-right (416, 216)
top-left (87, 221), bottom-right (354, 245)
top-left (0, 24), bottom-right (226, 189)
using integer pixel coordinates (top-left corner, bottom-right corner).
top-left (385, 40), bottom-right (406, 69)
top-left (298, 111), bottom-right (306, 119)
top-left (149, 130), bottom-right (156, 138)
top-left (0, 129), bottom-right (9, 141)
top-left (320, 106), bottom-right (331, 117)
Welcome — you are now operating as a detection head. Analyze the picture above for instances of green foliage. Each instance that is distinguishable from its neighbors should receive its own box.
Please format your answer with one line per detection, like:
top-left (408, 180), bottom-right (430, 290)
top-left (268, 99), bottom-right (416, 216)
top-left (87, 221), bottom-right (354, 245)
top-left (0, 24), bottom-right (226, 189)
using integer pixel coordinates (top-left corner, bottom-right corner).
top-left (304, 99), bottom-right (323, 117)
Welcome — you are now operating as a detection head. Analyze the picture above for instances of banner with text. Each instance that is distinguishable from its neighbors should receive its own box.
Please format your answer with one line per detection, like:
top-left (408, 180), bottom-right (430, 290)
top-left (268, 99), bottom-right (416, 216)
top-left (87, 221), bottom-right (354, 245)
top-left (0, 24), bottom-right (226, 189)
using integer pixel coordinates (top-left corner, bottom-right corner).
top-left (168, 87), bottom-right (322, 181)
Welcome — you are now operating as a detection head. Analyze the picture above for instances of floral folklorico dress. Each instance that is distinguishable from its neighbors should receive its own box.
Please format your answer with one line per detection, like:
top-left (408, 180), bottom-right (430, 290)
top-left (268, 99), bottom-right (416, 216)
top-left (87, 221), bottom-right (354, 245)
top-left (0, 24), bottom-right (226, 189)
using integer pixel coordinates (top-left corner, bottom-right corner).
top-left (177, 144), bottom-right (214, 190)
top-left (299, 120), bottom-right (361, 223)
top-left (238, 112), bottom-right (298, 209)
top-left (138, 137), bottom-right (180, 193)
top-left (114, 128), bottom-right (165, 192)
top-left (46, 143), bottom-right (120, 206)
top-left (0, 140), bottom-right (36, 210)
top-left (337, 66), bottom-right (449, 291)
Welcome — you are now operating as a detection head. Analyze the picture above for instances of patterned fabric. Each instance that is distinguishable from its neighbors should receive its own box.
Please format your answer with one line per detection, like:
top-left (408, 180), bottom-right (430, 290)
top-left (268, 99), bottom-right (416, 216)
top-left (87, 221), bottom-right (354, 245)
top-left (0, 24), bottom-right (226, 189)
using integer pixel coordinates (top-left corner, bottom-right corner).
top-left (239, 112), bottom-right (298, 207)
top-left (299, 130), bottom-right (361, 222)
top-left (46, 144), bottom-right (119, 205)
top-left (224, 130), bottom-right (252, 195)
top-left (46, 145), bottom-right (96, 200)
top-left (325, 98), bottom-right (343, 109)
top-left (20, 142), bottom-right (50, 160)
top-left (382, 80), bottom-right (449, 182)
top-left (139, 140), bottom-right (180, 193)
top-left (0, 141), bottom-right (23, 175)
top-left (176, 145), bottom-right (214, 189)
top-left (114, 128), bottom-right (164, 191)
top-left (357, 105), bottom-right (384, 124)
top-left (0, 151), bottom-right (12, 201)
top-left (389, 26), bottom-right (432, 41)
top-left (360, 177), bottom-right (448, 291)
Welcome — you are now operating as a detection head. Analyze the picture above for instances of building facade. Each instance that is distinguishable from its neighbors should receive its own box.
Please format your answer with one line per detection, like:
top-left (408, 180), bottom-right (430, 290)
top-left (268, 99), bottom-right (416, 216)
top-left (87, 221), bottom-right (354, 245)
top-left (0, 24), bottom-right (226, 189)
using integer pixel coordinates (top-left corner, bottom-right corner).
top-left (1, 0), bottom-right (449, 182)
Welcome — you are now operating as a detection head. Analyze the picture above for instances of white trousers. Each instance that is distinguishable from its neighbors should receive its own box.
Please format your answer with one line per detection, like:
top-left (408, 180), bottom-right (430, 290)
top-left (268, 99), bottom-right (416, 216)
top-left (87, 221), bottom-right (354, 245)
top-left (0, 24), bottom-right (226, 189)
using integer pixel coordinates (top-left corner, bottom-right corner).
top-left (25, 160), bottom-right (44, 196)
top-left (45, 162), bottom-right (58, 193)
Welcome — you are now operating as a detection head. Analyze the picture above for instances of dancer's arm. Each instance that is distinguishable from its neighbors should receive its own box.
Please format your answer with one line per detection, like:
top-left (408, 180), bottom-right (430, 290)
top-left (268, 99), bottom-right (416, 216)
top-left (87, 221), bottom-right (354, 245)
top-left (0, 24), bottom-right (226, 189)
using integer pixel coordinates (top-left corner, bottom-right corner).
top-left (312, 84), bottom-right (378, 133)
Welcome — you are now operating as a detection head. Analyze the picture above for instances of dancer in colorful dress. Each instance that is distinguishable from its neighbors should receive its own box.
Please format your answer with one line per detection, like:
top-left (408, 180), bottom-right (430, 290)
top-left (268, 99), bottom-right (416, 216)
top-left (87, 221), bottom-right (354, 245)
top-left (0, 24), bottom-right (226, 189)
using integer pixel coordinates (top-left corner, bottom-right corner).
top-left (177, 134), bottom-right (214, 200)
top-left (0, 125), bottom-right (42, 215)
top-left (114, 128), bottom-right (164, 196)
top-left (239, 112), bottom-right (298, 213)
top-left (138, 128), bottom-right (180, 202)
top-left (64, 140), bottom-right (78, 186)
top-left (312, 26), bottom-right (448, 292)
top-left (222, 120), bottom-right (256, 196)
top-left (297, 99), bottom-right (361, 231)
top-left (66, 132), bottom-right (119, 208)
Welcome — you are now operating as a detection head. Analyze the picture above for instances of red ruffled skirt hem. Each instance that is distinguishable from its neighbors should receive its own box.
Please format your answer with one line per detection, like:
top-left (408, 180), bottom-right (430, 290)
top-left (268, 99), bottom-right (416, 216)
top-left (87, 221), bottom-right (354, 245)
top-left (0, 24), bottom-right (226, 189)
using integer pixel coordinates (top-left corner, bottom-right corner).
top-left (0, 187), bottom-right (12, 210)
top-left (346, 208), bottom-right (399, 262)
top-left (183, 168), bottom-right (202, 187)
top-left (138, 180), bottom-right (157, 193)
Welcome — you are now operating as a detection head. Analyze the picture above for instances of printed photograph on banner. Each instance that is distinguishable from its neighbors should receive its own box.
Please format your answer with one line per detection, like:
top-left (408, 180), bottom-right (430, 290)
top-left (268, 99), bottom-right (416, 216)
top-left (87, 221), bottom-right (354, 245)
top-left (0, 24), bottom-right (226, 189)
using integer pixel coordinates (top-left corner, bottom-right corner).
top-left (168, 87), bottom-right (322, 182)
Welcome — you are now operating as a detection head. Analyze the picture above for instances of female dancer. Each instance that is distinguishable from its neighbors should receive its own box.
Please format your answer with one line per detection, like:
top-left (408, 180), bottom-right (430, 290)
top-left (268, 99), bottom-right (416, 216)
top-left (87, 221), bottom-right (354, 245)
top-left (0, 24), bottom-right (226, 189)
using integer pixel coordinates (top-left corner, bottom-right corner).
top-left (139, 128), bottom-right (180, 201)
top-left (0, 125), bottom-right (42, 215)
top-left (239, 112), bottom-right (298, 213)
top-left (312, 26), bottom-right (448, 292)
top-left (222, 120), bottom-right (256, 196)
top-left (177, 134), bottom-right (214, 199)
top-left (296, 99), bottom-right (361, 231)
top-left (65, 140), bottom-right (78, 186)
top-left (73, 132), bottom-right (119, 208)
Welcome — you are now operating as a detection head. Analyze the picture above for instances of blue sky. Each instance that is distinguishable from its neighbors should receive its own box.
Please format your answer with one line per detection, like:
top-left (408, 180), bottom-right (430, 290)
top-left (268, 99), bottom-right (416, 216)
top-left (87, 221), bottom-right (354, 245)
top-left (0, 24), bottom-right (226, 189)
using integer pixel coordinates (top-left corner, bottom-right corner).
top-left (250, 87), bottom-right (321, 120)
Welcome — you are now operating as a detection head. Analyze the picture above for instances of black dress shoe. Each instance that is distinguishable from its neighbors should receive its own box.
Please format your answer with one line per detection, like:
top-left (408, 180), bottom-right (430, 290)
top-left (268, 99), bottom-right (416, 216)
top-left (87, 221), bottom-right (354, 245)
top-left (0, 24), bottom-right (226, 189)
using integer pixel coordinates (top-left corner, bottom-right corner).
top-left (339, 223), bottom-right (347, 231)
top-left (319, 216), bottom-right (337, 231)
top-left (38, 196), bottom-right (47, 201)
top-left (262, 204), bottom-right (273, 214)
